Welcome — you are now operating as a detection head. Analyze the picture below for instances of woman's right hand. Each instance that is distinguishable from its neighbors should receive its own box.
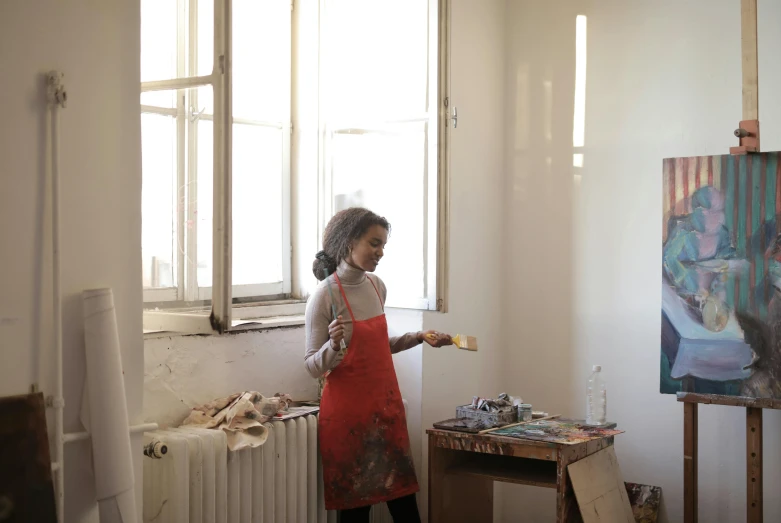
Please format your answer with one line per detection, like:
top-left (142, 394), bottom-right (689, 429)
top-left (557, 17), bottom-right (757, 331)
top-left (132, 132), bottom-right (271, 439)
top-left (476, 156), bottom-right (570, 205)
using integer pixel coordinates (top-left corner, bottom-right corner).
top-left (329, 316), bottom-right (345, 351)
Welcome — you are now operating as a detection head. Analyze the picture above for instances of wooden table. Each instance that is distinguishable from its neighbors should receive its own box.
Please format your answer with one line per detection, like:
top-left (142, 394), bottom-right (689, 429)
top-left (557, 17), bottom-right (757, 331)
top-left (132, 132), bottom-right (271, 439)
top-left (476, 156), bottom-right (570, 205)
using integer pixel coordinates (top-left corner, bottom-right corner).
top-left (427, 427), bottom-right (616, 523)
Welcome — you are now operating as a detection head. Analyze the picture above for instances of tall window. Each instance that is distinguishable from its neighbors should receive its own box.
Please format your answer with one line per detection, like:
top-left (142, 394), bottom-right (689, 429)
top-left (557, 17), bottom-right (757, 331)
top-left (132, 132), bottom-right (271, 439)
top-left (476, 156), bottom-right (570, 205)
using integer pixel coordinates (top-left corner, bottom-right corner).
top-left (141, 0), bottom-right (292, 304)
top-left (141, 0), bottom-right (447, 332)
top-left (320, 0), bottom-right (440, 310)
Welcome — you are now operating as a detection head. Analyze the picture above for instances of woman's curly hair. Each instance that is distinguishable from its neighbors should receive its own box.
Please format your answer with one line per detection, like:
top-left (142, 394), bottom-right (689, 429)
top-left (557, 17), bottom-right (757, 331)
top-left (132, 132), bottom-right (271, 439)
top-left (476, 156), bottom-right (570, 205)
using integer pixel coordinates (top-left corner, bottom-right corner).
top-left (313, 208), bottom-right (390, 281)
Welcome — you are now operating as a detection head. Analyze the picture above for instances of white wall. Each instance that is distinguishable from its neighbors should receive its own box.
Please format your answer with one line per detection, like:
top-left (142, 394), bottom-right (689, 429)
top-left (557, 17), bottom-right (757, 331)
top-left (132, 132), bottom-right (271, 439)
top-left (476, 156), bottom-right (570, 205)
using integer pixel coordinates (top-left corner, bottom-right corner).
top-left (502, 1), bottom-right (781, 522)
top-left (421, 0), bottom-right (508, 519)
top-left (0, 1), bottom-right (143, 521)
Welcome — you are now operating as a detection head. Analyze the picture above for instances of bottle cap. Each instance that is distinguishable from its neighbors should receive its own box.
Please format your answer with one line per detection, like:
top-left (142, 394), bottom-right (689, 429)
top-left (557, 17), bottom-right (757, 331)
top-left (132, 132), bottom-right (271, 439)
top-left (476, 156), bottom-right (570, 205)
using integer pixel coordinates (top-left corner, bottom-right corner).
top-left (593, 365), bottom-right (602, 372)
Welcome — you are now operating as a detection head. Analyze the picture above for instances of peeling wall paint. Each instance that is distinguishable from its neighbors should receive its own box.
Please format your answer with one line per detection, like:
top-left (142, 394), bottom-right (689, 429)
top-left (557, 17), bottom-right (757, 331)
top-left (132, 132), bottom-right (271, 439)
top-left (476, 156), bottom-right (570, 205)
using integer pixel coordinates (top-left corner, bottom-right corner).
top-left (143, 327), bottom-right (317, 428)
top-left (143, 310), bottom-right (424, 477)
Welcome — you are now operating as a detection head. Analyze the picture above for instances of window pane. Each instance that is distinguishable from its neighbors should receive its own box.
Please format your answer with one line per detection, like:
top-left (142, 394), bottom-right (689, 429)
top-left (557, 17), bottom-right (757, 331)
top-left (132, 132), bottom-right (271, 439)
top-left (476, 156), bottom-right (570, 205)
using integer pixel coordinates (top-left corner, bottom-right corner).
top-left (141, 0), bottom-right (178, 82)
top-left (330, 124), bottom-right (426, 303)
top-left (197, 122), bottom-right (285, 288)
top-left (141, 90), bottom-right (178, 109)
top-left (232, 0), bottom-right (290, 121)
top-left (141, 113), bottom-right (178, 289)
top-left (197, 0), bottom-right (214, 76)
top-left (193, 86), bottom-right (215, 289)
top-left (233, 124), bottom-right (284, 284)
top-left (196, 120), bottom-right (213, 288)
top-left (323, 0), bottom-right (428, 121)
top-left (197, 84), bottom-right (214, 118)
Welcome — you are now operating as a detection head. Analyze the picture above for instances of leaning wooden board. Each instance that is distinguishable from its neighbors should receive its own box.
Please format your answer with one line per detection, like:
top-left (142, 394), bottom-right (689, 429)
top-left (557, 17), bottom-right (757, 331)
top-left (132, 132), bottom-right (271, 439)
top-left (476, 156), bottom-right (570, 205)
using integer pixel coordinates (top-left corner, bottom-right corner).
top-left (0, 392), bottom-right (57, 522)
top-left (567, 447), bottom-right (634, 523)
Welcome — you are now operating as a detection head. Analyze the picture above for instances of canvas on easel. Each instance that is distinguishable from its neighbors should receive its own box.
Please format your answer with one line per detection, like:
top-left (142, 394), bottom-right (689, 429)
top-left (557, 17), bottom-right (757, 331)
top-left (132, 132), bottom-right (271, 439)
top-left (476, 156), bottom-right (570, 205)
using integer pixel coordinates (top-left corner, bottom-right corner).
top-left (661, 152), bottom-right (781, 398)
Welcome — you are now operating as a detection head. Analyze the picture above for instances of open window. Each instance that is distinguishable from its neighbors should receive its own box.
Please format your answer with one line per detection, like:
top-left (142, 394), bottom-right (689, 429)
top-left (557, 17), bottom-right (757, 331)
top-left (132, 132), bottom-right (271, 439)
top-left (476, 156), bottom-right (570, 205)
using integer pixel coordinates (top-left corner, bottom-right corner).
top-left (318, 0), bottom-right (446, 311)
top-left (141, 0), bottom-right (450, 334)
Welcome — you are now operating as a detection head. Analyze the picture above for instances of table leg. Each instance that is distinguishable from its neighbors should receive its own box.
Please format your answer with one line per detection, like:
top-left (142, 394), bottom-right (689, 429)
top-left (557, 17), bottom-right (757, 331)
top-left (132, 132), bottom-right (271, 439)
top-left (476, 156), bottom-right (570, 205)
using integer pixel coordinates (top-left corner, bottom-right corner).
top-left (684, 402), bottom-right (698, 523)
top-left (428, 436), bottom-right (492, 523)
top-left (556, 447), bottom-right (582, 523)
top-left (747, 407), bottom-right (762, 523)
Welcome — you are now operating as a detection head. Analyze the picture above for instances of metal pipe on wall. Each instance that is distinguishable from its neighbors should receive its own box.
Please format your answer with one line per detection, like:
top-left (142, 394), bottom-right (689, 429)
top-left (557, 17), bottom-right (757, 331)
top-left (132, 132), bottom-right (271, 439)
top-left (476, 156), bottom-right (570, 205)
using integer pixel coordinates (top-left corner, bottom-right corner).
top-left (45, 70), bottom-right (66, 523)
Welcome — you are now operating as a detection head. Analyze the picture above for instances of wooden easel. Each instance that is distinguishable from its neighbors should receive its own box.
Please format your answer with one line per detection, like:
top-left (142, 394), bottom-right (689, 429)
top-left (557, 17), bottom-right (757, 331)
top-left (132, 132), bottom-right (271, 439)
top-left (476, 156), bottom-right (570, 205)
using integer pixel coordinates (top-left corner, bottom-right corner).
top-left (678, 393), bottom-right (770, 523)
top-left (731, 0), bottom-right (760, 155)
top-left (679, 2), bottom-right (767, 523)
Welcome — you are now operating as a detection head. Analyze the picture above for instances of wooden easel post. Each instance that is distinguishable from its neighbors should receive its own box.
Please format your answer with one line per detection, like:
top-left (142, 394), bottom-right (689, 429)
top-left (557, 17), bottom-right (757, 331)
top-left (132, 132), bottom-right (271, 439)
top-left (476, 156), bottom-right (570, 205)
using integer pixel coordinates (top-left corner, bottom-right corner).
top-left (747, 407), bottom-right (763, 523)
top-left (731, 0), bottom-right (760, 154)
top-left (678, 4), bottom-right (767, 522)
top-left (683, 402), bottom-right (698, 522)
top-left (678, 394), bottom-right (781, 523)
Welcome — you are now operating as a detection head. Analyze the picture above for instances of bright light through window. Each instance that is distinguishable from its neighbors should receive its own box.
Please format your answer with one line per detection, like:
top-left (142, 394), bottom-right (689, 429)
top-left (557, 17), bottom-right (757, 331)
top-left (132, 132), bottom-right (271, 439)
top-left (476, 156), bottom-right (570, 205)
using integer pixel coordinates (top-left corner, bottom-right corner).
top-left (573, 15), bottom-right (587, 148)
top-left (140, 0), bottom-right (441, 313)
top-left (141, 0), bottom-right (291, 302)
top-left (322, 0), bottom-right (433, 308)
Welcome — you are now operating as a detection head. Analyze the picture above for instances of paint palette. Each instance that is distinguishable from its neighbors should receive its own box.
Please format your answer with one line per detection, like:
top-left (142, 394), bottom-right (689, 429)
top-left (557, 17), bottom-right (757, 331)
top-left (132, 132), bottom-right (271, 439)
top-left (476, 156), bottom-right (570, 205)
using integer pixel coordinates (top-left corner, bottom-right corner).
top-left (491, 418), bottom-right (623, 445)
top-left (432, 417), bottom-right (489, 433)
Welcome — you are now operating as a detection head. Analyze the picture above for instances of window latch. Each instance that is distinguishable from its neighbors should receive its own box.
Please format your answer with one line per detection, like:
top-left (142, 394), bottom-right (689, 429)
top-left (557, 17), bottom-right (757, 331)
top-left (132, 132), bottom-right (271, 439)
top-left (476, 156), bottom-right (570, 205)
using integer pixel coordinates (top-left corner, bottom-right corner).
top-left (189, 106), bottom-right (206, 123)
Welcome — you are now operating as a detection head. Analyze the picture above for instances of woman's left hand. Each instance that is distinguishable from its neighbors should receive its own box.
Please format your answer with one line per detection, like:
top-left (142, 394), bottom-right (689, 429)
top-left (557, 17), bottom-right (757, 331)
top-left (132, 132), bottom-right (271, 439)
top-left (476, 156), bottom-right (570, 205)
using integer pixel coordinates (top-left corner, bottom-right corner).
top-left (418, 330), bottom-right (452, 347)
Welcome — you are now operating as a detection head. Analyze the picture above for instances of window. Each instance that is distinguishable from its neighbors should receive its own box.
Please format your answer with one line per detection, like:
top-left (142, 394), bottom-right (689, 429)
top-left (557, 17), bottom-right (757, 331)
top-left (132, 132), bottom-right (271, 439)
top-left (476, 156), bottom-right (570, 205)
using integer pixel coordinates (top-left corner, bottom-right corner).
top-left (318, 0), bottom-right (443, 310)
top-left (141, 0), bottom-right (449, 333)
top-left (141, 0), bottom-right (292, 306)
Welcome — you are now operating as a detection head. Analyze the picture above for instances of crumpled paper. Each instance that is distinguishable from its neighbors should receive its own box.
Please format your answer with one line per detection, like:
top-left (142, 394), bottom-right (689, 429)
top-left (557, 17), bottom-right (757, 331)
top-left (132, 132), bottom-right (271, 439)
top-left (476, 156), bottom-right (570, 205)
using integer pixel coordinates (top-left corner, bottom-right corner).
top-left (181, 391), bottom-right (292, 451)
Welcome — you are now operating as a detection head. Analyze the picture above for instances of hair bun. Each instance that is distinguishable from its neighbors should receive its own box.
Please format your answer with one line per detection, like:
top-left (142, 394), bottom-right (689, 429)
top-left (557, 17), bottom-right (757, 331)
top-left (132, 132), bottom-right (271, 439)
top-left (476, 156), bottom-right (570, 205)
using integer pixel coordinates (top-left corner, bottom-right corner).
top-left (313, 250), bottom-right (337, 281)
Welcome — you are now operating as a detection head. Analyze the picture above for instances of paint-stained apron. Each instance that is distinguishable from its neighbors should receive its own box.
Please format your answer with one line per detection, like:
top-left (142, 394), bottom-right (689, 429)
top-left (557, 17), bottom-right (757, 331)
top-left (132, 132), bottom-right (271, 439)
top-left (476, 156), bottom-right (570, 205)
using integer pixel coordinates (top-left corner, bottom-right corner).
top-left (319, 274), bottom-right (419, 510)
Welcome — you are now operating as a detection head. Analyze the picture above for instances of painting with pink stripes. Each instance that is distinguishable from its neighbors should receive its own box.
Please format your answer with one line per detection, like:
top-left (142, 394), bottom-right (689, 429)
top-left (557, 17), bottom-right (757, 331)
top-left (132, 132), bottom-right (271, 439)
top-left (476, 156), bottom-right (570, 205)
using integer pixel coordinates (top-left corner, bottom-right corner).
top-left (662, 153), bottom-right (781, 398)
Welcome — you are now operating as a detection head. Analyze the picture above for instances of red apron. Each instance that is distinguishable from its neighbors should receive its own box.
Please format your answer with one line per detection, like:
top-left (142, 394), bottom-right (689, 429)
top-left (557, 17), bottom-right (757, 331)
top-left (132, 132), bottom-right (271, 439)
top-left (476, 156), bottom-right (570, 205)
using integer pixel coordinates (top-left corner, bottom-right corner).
top-left (319, 275), bottom-right (419, 510)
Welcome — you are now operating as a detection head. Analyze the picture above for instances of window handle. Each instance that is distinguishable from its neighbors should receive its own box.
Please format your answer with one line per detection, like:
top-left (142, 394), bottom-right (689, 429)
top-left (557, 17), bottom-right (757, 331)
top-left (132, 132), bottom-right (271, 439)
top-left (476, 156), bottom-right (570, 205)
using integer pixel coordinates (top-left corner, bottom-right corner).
top-left (452, 107), bottom-right (458, 128)
top-left (189, 106), bottom-right (206, 123)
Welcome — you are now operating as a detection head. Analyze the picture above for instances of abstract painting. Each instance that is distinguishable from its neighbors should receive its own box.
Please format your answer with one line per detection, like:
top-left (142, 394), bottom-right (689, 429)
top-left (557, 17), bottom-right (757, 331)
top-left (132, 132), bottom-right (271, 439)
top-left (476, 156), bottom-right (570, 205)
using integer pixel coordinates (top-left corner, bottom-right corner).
top-left (625, 483), bottom-right (662, 523)
top-left (662, 153), bottom-right (781, 397)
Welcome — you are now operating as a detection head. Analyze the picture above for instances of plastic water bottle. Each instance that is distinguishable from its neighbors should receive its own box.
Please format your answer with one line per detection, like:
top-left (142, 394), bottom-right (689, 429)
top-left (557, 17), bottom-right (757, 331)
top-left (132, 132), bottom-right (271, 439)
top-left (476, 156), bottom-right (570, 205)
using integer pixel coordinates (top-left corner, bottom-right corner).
top-left (586, 365), bottom-right (606, 425)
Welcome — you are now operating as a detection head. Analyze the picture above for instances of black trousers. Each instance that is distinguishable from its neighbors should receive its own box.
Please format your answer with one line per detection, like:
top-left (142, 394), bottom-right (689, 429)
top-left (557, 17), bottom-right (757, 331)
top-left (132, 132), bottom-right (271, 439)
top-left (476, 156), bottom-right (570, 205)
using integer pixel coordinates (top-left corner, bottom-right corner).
top-left (339, 494), bottom-right (421, 523)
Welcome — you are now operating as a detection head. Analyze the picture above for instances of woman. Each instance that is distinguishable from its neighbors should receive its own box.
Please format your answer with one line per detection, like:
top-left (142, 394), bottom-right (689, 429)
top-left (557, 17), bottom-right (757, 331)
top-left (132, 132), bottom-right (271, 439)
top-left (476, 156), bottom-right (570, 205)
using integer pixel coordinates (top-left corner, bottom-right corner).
top-left (305, 208), bottom-right (450, 523)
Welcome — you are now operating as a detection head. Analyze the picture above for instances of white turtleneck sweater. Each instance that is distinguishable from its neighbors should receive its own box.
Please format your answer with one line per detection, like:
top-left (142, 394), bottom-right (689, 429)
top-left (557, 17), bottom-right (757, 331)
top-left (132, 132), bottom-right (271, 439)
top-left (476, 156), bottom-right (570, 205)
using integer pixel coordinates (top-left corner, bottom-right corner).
top-left (304, 261), bottom-right (421, 378)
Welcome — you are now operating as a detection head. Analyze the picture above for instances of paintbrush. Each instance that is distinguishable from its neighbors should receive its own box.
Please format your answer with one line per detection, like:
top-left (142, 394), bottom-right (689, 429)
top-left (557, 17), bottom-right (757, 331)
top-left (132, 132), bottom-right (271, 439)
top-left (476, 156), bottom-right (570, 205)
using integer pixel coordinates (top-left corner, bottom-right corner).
top-left (323, 268), bottom-right (347, 352)
top-left (425, 333), bottom-right (478, 351)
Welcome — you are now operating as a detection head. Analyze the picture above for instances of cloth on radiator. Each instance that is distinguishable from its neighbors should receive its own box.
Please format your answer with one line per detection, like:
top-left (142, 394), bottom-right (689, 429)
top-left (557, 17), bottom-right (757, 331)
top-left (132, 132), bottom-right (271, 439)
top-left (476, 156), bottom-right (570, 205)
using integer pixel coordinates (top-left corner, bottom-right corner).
top-left (180, 391), bottom-right (292, 451)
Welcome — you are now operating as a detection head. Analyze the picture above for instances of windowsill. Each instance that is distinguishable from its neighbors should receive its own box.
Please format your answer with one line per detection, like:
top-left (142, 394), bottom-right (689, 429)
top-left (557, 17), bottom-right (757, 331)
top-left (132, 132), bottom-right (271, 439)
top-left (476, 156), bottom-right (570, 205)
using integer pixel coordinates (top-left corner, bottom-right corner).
top-left (143, 299), bottom-right (307, 338)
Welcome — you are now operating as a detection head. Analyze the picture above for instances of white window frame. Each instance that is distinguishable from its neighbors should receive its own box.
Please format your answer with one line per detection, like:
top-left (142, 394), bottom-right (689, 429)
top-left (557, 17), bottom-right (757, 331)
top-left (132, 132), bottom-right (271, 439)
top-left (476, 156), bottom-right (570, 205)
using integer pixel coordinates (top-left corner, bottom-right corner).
top-left (316, 0), bottom-right (449, 312)
top-left (141, 0), bottom-right (295, 332)
top-left (436, 0), bottom-right (451, 313)
top-left (141, 0), bottom-right (234, 332)
top-left (143, 0), bottom-right (450, 334)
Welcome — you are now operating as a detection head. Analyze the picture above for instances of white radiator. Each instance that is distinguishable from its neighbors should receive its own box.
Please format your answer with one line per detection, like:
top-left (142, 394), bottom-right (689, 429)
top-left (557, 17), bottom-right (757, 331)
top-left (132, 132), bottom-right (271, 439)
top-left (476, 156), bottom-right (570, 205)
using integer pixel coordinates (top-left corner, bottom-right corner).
top-left (143, 412), bottom-right (401, 523)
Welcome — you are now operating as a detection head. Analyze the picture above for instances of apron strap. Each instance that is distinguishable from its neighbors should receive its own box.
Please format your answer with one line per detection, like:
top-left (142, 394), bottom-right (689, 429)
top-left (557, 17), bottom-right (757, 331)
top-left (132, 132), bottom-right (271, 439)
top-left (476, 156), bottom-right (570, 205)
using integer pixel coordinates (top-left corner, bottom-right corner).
top-left (366, 275), bottom-right (384, 311)
top-left (333, 273), bottom-right (385, 320)
top-left (333, 274), bottom-right (356, 322)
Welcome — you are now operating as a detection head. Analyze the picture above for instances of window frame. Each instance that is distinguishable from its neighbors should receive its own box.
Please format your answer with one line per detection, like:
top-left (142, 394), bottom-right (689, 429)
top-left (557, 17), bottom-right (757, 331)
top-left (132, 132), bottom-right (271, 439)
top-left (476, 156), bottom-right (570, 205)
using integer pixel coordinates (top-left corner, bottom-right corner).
top-left (141, 0), bottom-right (235, 332)
top-left (142, 0), bottom-right (450, 335)
top-left (140, 0), bottom-right (293, 308)
top-left (435, 0), bottom-right (450, 313)
top-left (316, 0), bottom-right (449, 312)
